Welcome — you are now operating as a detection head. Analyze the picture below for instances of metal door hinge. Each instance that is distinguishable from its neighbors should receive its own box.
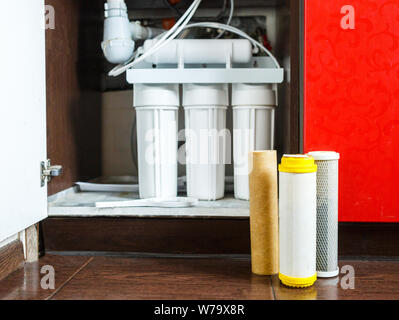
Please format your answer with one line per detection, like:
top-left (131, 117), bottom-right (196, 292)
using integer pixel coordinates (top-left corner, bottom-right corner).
top-left (41, 159), bottom-right (62, 187)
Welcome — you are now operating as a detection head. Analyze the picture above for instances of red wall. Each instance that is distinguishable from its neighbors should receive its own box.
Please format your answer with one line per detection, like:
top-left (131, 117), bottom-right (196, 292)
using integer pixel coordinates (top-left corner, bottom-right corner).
top-left (304, 0), bottom-right (399, 222)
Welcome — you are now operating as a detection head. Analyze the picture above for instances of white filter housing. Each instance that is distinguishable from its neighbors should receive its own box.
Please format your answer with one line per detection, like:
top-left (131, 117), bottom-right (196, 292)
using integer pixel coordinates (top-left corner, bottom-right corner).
top-left (134, 84), bottom-right (179, 199)
top-left (307, 151), bottom-right (340, 278)
top-left (279, 155), bottom-right (317, 288)
top-left (143, 39), bottom-right (252, 65)
top-left (232, 84), bottom-right (276, 200)
top-left (183, 84), bottom-right (229, 200)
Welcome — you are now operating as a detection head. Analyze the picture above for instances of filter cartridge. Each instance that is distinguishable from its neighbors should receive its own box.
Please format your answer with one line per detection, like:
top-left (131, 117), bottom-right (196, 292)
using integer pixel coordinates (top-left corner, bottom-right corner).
top-left (279, 155), bottom-right (317, 288)
top-left (134, 84), bottom-right (179, 199)
top-left (248, 151), bottom-right (279, 275)
top-left (232, 84), bottom-right (276, 200)
top-left (307, 151), bottom-right (340, 278)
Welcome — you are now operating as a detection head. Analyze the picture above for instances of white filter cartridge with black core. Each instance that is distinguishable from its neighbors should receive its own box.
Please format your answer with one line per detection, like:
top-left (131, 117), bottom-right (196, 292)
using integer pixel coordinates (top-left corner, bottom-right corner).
top-left (307, 151), bottom-right (340, 278)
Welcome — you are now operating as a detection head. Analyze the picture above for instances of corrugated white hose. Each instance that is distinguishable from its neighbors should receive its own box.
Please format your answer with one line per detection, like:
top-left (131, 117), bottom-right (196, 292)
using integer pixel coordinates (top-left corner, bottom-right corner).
top-left (183, 22), bottom-right (281, 69)
top-left (109, 0), bottom-right (202, 76)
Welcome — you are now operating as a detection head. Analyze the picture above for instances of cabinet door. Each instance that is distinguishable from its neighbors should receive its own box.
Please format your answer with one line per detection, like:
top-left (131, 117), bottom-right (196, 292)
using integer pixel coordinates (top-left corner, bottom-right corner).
top-left (304, 0), bottom-right (399, 222)
top-left (0, 0), bottom-right (47, 241)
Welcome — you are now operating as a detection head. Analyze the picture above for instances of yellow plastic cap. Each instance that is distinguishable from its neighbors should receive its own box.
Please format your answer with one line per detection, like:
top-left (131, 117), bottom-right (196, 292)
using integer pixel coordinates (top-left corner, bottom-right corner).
top-left (279, 273), bottom-right (317, 288)
top-left (278, 154), bottom-right (317, 173)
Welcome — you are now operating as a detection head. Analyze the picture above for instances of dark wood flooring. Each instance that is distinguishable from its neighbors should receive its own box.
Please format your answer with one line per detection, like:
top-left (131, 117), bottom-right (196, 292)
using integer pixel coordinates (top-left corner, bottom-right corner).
top-left (0, 254), bottom-right (398, 300)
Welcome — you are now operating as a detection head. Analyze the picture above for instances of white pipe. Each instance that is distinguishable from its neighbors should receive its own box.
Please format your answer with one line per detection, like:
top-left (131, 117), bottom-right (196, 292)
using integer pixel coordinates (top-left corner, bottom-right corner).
top-left (102, 0), bottom-right (164, 64)
top-left (102, 0), bottom-right (135, 64)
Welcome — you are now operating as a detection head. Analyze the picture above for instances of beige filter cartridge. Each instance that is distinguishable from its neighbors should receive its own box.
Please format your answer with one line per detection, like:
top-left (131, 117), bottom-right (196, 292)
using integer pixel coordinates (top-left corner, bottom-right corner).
top-left (248, 150), bottom-right (279, 275)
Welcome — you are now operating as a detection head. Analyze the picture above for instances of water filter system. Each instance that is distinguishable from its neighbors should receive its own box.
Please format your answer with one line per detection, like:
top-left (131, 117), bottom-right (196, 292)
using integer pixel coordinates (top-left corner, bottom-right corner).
top-left (101, 0), bottom-right (283, 201)
top-left (100, 0), bottom-right (341, 289)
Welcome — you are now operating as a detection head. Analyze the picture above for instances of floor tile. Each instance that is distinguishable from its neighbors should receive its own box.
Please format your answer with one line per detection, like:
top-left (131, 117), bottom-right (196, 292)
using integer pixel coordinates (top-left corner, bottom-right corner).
top-left (52, 256), bottom-right (274, 300)
top-left (2, 254), bottom-right (398, 300)
top-left (0, 255), bottom-right (91, 300)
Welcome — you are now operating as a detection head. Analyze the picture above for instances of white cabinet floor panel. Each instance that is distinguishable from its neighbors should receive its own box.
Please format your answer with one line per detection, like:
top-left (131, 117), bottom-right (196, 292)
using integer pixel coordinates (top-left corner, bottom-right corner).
top-left (48, 182), bottom-right (249, 219)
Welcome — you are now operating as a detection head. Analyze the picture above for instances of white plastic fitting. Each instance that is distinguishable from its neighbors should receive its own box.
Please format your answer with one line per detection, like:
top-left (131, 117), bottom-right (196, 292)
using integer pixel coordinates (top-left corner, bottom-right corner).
top-left (130, 21), bottom-right (163, 41)
top-left (102, 0), bottom-right (135, 64)
top-left (143, 39), bottom-right (253, 65)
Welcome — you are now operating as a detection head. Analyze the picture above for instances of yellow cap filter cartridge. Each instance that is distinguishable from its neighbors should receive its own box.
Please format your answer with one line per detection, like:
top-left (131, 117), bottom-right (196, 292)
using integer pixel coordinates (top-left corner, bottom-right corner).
top-left (279, 155), bottom-right (317, 288)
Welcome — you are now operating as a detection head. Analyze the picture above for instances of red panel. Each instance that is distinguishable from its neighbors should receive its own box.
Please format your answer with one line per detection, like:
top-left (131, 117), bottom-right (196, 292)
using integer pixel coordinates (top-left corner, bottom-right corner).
top-left (304, 0), bottom-right (399, 222)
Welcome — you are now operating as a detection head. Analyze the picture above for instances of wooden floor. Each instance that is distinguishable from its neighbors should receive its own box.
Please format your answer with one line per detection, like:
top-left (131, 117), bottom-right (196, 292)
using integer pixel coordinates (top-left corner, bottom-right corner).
top-left (0, 254), bottom-right (398, 300)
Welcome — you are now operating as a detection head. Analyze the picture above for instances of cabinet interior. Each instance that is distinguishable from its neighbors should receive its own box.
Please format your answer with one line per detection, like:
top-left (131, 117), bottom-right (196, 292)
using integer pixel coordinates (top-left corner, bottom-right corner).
top-left (46, 0), bottom-right (300, 217)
